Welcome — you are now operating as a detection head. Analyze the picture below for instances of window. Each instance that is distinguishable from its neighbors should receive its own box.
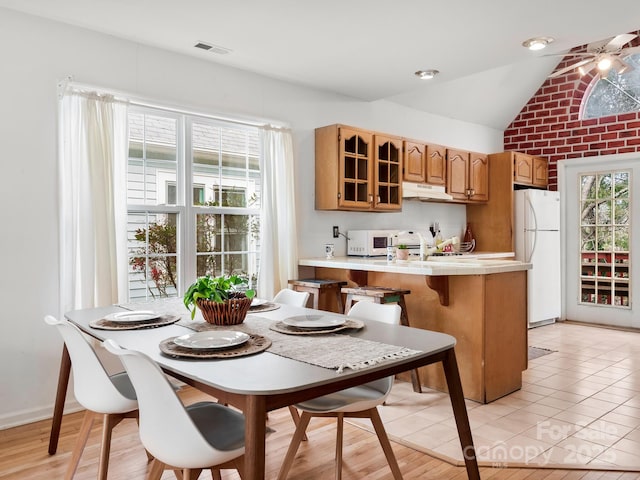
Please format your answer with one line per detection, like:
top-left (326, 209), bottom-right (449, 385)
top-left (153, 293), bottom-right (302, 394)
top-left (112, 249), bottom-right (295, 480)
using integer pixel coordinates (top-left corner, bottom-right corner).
top-left (579, 170), bottom-right (631, 307)
top-left (582, 54), bottom-right (640, 119)
top-left (127, 108), bottom-right (261, 301)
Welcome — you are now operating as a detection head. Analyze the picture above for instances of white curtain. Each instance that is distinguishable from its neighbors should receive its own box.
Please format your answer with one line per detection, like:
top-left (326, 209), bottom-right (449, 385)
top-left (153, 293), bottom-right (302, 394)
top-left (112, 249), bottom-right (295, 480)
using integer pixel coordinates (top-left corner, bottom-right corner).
top-left (58, 91), bottom-right (128, 313)
top-left (258, 127), bottom-right (298, 299)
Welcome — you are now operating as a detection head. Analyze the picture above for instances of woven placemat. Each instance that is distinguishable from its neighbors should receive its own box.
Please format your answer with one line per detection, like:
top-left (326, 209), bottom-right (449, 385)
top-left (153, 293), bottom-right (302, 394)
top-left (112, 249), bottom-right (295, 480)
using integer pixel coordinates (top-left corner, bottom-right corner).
top-left (159, 334), bottom-right (271, 359)
top-left (90, 314), bottom-right (181, 331)
top-left (248, 302), bottom-right (281, 313)
top-left (269, 318), bottom-right (364, 335)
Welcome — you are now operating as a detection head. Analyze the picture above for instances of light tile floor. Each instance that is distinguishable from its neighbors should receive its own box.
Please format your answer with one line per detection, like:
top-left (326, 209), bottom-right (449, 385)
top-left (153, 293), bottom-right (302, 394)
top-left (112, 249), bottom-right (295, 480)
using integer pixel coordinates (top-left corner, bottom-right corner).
top-left (349, 321), bottom-right (640, 470)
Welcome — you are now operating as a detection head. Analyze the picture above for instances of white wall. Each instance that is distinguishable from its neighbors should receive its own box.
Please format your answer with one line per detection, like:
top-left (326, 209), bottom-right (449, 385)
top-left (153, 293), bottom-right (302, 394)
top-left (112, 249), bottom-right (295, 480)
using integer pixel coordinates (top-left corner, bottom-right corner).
top-left (0, 8), bottom-right (503, 428)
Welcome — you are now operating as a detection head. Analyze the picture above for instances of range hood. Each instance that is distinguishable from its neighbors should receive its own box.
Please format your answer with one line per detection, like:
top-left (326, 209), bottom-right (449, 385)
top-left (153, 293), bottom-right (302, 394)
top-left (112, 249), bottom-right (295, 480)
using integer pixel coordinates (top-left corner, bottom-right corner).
top-left (402, 182), bottom-right (453, 201)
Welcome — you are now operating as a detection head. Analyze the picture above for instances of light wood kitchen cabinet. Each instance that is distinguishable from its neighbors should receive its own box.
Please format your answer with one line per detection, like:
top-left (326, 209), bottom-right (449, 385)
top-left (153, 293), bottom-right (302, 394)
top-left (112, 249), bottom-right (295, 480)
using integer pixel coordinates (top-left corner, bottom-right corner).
top-left (373, 135), bottom-right (403, 210)
top-left (315, 124), bottom-right (401, 211)
top-left (447, 149), bottom-right (488, 203)
top-left (403, 141), bottom-right (446, 185)
top-left (403, 141), bottom-right (426, 183)
top-left (513, 152), bottom-right (548, 187)
top-left (467, 151), bottom-right (549, 252)
top-left (533, 156), bottom-right (549, 187)
top-left (426, 143), bottom-right (447, 185)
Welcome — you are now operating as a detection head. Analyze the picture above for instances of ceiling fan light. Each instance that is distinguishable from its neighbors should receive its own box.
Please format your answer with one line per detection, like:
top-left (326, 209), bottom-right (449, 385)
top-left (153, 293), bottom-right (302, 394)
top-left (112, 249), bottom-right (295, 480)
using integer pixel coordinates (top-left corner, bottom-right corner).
top-left (522, 36), bottom-right (554, 51)
top-left (597, 57), bottom-right (612, 71)
top-left (415, 69), bottom-right (439, 80)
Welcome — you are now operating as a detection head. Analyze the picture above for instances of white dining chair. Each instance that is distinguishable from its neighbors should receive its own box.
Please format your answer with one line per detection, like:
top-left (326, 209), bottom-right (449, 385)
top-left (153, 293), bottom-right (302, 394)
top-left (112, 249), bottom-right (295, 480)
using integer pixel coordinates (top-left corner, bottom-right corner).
top-left (277, 301), bottom-right (404, 480)
top-left (273, 288), bottom-right (312, 434)
top-left (44, 315), bottom-right (139, 480)
top-left (103, 338), bottom-right (245, 480)
top-left (273, 288), bottom-right (310, 308)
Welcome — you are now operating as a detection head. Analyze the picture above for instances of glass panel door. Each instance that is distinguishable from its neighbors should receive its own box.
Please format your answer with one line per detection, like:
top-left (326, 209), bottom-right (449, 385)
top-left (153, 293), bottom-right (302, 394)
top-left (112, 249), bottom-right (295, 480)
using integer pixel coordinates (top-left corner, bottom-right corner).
top-left (579, 171), bottom-right (631, 308)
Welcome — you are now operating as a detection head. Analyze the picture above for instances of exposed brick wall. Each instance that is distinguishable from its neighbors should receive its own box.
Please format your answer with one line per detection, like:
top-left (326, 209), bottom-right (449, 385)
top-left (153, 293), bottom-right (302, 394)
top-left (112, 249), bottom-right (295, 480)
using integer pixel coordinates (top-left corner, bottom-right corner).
top-left (504, 32), bottom-right (640, 190)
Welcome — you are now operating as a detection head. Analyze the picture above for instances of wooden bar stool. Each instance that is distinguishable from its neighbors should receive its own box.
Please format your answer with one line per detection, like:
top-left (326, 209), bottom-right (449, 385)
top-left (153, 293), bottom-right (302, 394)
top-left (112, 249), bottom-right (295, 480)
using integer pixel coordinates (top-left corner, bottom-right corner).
top-left (288, 279), bottom-right (347, 313)
top-left (342, 286), bottom-right (422, 393)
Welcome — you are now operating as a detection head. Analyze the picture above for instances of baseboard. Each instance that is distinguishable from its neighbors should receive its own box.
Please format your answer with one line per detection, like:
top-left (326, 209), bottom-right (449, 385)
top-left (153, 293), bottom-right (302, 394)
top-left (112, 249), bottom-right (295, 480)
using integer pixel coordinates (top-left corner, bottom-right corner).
top-left (563, 319), bottom-right (640, 333)
top-left (0, 400), bottom-right (82, 431)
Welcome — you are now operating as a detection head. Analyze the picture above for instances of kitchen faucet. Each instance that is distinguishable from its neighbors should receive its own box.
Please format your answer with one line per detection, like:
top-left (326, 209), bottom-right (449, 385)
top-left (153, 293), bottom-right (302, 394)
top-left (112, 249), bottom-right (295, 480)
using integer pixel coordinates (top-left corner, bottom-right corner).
top-left (394, 230), bottom-right (430, 260)
top-left (394, 231), bottom-right (460, 260)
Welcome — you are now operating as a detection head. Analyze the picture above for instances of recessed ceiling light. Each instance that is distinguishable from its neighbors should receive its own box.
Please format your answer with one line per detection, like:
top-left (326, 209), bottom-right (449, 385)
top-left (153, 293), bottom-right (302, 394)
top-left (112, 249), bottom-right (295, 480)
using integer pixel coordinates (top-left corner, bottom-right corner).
top-left (415, 69), bottom-right (439, 80)
top-left (522, 36), bottom-right (554, 51)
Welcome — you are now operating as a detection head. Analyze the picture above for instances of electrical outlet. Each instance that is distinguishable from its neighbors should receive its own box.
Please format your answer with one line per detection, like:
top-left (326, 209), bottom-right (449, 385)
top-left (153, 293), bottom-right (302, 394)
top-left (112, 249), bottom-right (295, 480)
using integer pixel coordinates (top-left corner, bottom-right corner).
top-left (333, 226), bottom-right (340, 238)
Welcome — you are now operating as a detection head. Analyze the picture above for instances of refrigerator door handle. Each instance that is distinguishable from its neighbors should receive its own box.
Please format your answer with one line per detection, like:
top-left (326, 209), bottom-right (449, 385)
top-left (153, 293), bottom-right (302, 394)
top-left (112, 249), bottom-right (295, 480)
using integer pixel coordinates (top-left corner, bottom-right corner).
top-left (525, 194), bottom-right (538, 263)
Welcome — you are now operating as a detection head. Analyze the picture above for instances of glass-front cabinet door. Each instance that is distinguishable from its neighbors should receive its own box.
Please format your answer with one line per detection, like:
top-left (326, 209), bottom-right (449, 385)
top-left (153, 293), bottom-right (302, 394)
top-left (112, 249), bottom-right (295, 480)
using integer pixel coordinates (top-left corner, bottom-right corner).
top-left (579, 171), bottom-right (631, 308)
top-left (373, 135), bottom-right (402, 210)
top-left (338, 128), bottom-right (373, 209)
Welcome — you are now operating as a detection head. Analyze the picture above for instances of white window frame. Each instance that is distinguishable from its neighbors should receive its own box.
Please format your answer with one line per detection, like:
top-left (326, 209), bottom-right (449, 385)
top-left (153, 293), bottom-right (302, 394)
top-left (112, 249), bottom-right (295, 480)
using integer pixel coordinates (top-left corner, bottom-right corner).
top-left (127, 106), bottom-right (261, 301)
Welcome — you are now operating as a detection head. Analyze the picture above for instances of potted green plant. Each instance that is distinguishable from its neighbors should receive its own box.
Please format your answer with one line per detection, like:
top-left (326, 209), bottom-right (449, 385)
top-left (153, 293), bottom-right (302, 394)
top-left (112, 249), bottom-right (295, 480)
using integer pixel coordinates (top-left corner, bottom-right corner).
top-left (396, 244), bottom-right (409, 261)
top-left (183, 275), bottom-right (255, 325)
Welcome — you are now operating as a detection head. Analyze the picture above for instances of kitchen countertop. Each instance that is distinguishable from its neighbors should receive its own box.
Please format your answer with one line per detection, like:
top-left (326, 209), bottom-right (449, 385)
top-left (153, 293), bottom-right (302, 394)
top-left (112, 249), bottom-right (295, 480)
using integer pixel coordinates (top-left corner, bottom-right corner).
top-left (299, 253), bottom-right (531, 276)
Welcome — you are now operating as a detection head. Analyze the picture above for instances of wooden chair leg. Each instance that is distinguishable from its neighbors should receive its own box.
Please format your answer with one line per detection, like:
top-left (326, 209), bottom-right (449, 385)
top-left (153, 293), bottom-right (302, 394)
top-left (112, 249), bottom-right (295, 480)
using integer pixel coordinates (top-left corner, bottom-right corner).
top-left (233, 455), bottom-right (245, 479)
top-left (98, 414), bottom-right (115, 480)
top-left (65, 410), bottom-right (96, 480)
top-left (334, 288), bottom-right (344, 314)
top-left (277, 412), bottom-right (312, 480)
top-left (343, 294), bottom-right (354, 314)
top-left (335, 413), bottom-right (344, 480)
top-left (287, 405), bottom-right (308, 441)
top-left (183, 468), bottom-right (202, 480)
top-left (147, 458), bottom-right (166, 480)
top-left (369, 408), bottom-right (403, 480)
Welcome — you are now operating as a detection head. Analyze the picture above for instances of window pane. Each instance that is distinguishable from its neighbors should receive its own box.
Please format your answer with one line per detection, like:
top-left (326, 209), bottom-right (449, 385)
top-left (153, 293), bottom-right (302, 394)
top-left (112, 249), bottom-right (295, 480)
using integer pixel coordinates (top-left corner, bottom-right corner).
top-left (580, 201), bottom-right (596, 225)
top-left (597, 174), bottom-right (612, 199)
top-left (614, 172), bottom-right (629, 198)
top-left (196, 213), bottom-right (222, 254)
top-left (596, 200), bottom-right (611, 225)
top-left (614, 226), bottom-right (629, 251)
top-left (197, 253), bottom-right (221, 277)
top-left (128, 113), bottom-right (178, 206)
top-left (128, 212), bottom-right (179, 300)
top-left (614, 199), bottom-right (629, 225)
top-left (581, 175), bottom-right (596, 200)
top-left (581, 226), bottom-right (596, 251)
top-left (191, 122), bottom-right (260, 208)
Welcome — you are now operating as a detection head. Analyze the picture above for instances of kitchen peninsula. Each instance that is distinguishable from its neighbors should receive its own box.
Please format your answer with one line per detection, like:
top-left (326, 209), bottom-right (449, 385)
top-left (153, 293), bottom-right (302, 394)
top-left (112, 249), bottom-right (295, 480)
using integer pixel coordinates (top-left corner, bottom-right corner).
top-left (298, 256), bottom-right (531, 403)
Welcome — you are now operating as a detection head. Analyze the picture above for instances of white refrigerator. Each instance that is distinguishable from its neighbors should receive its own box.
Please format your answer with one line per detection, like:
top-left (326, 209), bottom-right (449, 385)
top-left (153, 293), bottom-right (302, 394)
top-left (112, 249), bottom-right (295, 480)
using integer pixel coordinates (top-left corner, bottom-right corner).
top-left (514, 189), bottom-right (561, 328)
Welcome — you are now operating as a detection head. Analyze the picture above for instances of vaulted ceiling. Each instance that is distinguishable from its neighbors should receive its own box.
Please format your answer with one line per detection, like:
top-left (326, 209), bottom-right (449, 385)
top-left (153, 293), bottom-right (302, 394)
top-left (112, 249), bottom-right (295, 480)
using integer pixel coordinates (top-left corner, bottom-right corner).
top-left (2, 0), bottom-right (640, 129)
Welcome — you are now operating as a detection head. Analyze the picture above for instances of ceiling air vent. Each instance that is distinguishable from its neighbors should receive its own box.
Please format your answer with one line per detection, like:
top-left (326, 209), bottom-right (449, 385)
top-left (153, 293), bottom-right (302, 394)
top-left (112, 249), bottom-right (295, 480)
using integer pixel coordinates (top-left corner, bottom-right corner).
top-left (193, 42), bottom-right (232, 55)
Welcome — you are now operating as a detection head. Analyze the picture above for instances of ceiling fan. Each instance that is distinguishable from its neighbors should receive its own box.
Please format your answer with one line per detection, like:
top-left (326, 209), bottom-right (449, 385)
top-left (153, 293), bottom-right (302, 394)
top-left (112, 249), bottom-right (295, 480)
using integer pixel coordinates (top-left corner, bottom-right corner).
top-left (548, 33), bottom-right (640, 78)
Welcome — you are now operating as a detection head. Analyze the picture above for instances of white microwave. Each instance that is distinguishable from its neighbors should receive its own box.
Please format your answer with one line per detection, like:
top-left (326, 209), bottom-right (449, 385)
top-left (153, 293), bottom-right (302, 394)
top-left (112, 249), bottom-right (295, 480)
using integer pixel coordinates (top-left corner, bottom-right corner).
top-left (347, 230), bottom-right (397, 256)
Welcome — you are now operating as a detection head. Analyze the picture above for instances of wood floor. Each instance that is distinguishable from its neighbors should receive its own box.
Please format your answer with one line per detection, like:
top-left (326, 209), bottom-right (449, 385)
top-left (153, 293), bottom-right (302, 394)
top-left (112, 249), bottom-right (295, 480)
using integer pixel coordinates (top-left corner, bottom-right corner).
top-left (1, 386), bottom-right (638, 480)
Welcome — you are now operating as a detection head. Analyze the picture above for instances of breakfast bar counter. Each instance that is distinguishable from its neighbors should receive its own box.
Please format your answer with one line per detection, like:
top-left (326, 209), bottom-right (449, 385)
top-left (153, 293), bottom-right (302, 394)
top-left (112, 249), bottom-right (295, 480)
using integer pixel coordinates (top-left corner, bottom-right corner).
top-left (298, 255), bottom-right (531, 403)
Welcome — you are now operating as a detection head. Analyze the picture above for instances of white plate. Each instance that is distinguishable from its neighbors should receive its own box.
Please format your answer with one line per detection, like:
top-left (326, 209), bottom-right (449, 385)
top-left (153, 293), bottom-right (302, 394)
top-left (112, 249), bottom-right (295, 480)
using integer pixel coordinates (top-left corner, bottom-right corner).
top-left (282, 314), bottom-right (346, 329)
top-left (104, 311), bottom-right (160, 323)
top-left (173, 331), bottom-right (250, 350)
top-left (251, 298), bottom-right (268, 307)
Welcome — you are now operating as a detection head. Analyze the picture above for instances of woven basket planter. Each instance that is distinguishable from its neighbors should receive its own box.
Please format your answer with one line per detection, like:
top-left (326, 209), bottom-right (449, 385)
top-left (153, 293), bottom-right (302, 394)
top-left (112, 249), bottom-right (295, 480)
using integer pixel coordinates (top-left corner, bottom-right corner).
top-left (196, 296), bottom-right (252, 326)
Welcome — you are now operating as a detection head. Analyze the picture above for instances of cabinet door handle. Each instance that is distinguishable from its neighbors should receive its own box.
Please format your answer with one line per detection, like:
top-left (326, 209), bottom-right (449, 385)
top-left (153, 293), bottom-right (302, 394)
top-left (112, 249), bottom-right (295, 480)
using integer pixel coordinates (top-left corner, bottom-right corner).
top-left (368, 194), bottom-right (374, 204)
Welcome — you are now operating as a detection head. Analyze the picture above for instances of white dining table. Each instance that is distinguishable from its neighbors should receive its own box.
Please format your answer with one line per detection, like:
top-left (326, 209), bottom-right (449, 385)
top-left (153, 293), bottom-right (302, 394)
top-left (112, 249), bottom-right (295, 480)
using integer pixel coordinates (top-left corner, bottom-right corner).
top-left (52, 300), bottom-right (480, 480)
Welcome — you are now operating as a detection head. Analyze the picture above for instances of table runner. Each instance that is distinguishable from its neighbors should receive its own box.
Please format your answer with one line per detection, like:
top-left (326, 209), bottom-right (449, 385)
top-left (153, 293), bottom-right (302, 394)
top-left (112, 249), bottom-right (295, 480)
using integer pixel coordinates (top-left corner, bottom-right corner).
top-left (119, 298), bottom-right (422, 373)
